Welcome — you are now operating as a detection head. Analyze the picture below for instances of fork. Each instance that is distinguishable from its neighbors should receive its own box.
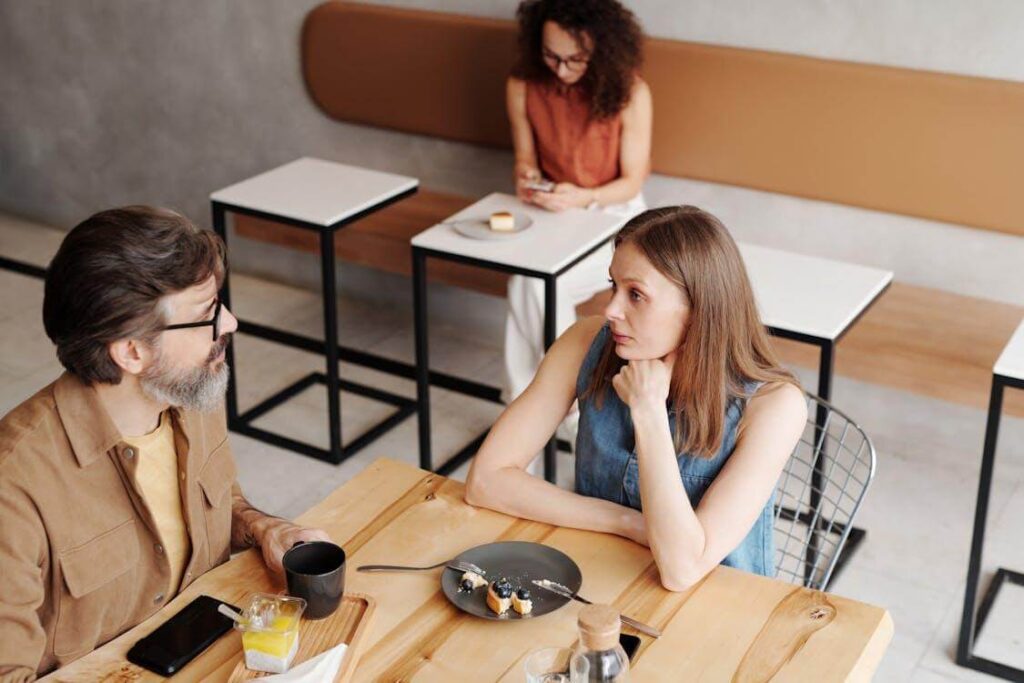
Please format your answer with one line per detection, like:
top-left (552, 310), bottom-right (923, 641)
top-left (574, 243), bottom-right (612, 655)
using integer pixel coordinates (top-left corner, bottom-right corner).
top-left (356, 559), bottom-right (485, 575)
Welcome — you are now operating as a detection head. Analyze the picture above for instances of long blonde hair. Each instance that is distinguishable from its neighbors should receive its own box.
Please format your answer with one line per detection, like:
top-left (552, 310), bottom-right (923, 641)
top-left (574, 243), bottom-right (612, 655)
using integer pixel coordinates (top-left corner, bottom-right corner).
top-left (584, 206), bottom-right (799, 457)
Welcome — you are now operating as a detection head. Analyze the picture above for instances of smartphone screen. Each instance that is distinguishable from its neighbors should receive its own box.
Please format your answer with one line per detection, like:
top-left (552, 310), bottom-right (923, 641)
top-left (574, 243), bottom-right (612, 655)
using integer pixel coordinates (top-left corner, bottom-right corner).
top-left (127, 594), bottom-right (237, 675)
top-left (620, 633), bottom-right (642, 661)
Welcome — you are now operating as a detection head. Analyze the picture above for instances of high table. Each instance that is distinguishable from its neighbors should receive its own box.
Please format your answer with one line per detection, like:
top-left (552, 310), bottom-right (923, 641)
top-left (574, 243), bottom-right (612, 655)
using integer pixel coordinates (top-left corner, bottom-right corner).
top-left (958, 318), bottom-right (1024, 681)
top-left (738, 242), bottom-right (893, 403)
top-left (45, 458), bottom-right (893, 682)
top-left (411, 193), bottom-right (628, 483)
top-left (211, 157), bottom-right (418, 465)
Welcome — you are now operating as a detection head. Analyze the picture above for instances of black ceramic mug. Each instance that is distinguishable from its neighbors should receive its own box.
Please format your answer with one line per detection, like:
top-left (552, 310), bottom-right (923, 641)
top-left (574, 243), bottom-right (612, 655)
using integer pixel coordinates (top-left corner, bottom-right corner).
top-left (283, 541), bottom-right (346, 619)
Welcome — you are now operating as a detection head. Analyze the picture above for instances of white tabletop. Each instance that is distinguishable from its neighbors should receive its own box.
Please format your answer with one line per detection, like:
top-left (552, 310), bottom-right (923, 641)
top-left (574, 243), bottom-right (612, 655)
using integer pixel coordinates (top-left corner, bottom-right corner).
top-left (738, 243), bottom-right (892, 341)
top-left (210, 157), bottom-right (418, 227)
top-left (411, 193), bottom-right (627, 275)
top-left (995, 318), bottom-right (1024, 380)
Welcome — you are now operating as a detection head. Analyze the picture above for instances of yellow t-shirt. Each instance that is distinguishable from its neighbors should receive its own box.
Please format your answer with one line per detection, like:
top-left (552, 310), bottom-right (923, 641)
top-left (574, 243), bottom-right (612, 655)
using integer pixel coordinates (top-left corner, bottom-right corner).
top-left (123, 411), bottom-right (191, 595)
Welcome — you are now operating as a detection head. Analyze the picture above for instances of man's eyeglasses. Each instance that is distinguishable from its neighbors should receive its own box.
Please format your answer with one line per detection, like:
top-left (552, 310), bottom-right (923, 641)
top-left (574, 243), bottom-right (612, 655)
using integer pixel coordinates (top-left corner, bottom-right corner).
top-left (543, 48), bottom-right (590, 73)
top-left (162, 299), bottom-right (222, 342)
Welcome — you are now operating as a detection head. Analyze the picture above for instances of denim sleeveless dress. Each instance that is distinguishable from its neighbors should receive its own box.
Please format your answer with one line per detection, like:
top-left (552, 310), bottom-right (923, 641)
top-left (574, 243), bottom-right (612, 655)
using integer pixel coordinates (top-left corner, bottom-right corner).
top-left (574, 325), bottom-right (776, 576)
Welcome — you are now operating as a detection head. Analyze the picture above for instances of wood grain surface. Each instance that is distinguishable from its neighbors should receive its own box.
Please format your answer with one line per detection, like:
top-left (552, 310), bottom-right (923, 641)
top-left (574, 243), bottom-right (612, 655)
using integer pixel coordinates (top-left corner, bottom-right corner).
top-left (46, 459), bottom-right (893, 682)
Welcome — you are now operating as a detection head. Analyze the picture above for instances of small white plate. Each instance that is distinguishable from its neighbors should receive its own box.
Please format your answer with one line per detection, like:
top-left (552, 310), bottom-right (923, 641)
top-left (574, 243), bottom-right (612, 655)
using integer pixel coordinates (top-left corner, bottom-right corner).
top-left (449, 213), bottom-right (534, 241)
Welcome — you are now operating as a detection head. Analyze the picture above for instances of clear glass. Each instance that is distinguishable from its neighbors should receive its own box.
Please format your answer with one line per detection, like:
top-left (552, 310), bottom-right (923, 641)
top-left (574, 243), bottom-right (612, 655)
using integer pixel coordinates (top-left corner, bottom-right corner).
top-left (571, 642), bottom-right (629, 682)
top-left (524, 647), bottom-right (590, 683)
top-left (235, 593), bottom-right (307, 674)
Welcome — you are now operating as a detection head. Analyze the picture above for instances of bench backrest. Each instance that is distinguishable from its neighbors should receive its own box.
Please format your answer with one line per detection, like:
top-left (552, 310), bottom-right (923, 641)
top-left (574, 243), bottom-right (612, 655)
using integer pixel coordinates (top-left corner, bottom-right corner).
top-left (302, 2), bottom-right (1024, 238)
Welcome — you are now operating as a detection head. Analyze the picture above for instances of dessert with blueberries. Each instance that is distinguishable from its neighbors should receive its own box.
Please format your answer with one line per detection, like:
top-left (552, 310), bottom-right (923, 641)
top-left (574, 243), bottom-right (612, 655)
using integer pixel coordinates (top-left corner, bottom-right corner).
top-left (486, 577), bottom-right (514, 615)
top-left (511, 587), bottom-right (533, 615)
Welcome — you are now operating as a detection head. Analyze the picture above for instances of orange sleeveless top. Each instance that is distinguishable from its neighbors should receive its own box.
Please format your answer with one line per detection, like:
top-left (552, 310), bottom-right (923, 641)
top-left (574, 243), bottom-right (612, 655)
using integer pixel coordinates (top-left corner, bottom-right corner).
top-left (525, 81), bottom-right (622, 188)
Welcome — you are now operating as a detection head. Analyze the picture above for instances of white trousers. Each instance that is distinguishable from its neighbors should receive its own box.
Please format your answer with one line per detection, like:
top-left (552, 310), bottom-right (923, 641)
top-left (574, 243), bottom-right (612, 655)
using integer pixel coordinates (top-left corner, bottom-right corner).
top-left (503, 193), bottom-right (647, 403)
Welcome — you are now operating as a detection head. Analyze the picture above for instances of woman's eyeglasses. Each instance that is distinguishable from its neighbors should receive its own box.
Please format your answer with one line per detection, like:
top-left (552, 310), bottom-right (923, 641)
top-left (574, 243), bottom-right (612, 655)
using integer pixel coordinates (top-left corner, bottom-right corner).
top-left (543, 48), bottom-right (590, 73)
top-left (162, 299), bottom-right (222, 342)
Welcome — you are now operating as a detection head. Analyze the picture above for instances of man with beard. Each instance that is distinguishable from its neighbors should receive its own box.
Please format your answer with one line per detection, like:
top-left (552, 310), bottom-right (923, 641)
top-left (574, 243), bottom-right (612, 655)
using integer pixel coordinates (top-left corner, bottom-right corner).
top-left (0, 206), bottom-right (331, 680)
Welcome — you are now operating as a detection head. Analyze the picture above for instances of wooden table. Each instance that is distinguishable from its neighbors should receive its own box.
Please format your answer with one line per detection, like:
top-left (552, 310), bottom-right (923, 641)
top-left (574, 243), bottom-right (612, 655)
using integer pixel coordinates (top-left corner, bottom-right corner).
top-left (45, 459), bottom-right (893, 681)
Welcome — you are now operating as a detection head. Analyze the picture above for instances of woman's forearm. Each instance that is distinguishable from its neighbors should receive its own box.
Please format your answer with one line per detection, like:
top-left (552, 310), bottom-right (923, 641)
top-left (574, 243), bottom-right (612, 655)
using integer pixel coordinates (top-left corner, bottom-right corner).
top-left (591, 174), bottom-right (644, 207)
top-left (631, 405), bottom-right (709, 589)
top-left (466, 466), bottom-right (642, 542)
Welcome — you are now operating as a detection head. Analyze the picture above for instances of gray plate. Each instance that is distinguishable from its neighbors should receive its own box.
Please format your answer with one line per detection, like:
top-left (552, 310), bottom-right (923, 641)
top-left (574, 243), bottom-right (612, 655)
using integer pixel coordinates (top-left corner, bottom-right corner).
top-left (450, 212), bottom-right (533, 240)
top-left (441, 541), bottom-right (582, 621)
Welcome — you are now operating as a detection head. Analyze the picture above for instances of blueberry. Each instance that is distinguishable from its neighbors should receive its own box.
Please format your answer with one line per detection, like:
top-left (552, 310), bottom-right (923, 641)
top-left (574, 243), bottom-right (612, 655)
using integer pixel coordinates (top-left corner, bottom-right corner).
top-left (516, 588), bottom-right (531, 600)
top-left (497, 585), bottom-right (513, 598)
top-left (459, 578), bottom-right (474, 592)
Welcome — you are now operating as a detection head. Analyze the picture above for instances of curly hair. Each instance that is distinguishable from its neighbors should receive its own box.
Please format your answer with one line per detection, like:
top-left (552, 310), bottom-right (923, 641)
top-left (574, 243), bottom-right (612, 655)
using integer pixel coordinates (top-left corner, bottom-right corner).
top-left (513, 0), bottom-right (643, 120)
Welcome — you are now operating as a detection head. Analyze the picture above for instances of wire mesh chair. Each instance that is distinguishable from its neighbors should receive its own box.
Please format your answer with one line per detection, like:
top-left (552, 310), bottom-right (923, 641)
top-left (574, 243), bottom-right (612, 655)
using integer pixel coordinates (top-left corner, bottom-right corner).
top-left (772, 392), bottom-right (877, 591)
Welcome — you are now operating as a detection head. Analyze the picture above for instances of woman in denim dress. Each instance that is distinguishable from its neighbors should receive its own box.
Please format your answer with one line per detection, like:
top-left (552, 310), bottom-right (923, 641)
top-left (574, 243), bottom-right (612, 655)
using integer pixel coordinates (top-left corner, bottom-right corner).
top-left (466, 206), bottom-right (807, 590)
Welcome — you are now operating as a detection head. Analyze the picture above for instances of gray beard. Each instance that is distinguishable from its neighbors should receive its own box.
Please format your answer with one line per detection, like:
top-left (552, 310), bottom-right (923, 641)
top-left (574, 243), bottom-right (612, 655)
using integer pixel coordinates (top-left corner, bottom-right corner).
top-left (140, 352), bottom-right (229, 413)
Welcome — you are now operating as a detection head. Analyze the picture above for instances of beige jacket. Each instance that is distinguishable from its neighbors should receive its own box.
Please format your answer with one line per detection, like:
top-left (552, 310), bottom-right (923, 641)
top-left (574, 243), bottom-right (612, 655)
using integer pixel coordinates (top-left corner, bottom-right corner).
top-left (0, 373), bottom-right (240, 681)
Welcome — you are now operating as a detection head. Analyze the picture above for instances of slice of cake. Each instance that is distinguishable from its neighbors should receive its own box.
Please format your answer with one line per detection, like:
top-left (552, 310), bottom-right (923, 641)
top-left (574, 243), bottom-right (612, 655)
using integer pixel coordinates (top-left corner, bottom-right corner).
top-left (486, 578), bottom-right (513, 615)
top-left (489, 211), bottom-right (515, 232)
top-left (511, 588), bottom-right (533, 615)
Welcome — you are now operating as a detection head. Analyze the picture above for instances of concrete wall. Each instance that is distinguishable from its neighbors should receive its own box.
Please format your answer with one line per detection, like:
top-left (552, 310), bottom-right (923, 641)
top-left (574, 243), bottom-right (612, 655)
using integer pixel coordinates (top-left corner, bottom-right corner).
top-left (2, 0), bottom-right (1022, 311)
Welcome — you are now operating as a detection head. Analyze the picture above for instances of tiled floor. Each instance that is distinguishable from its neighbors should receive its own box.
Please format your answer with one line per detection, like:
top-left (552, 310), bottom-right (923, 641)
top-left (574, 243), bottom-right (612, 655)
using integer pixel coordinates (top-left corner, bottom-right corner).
top-left (1, 217), bottom-right (1022, 681)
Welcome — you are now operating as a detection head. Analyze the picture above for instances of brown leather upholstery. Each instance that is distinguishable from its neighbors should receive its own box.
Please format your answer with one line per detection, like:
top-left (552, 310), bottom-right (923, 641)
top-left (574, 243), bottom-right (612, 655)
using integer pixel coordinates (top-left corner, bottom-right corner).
top-left (302, 1), bottom-right (1024, 237)
top-left (302, 3), bottom-right (514, 148)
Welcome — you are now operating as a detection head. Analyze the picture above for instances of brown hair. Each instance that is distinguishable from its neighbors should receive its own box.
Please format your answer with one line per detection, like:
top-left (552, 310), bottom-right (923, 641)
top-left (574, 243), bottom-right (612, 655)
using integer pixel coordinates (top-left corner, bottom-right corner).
top-left (584, 206), bottom-right (799, 457)
top-left (513, 0), bottom-right (643, 120)
top-left (43, 206), bottom-right (226, 385)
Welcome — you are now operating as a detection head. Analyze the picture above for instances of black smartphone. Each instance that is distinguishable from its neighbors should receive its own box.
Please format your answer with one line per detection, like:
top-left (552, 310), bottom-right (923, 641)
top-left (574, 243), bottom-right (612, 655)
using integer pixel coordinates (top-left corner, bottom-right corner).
top-left (620, 633), bottom-right (641, 661)
top-left (126, 594), bottom-right (238, 676)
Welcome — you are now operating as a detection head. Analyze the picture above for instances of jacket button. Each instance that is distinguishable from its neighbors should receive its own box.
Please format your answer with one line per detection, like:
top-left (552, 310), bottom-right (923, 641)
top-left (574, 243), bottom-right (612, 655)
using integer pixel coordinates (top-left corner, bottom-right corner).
top-left (123, 447), bottom-right (135, 459)
top-left (153, 593), bottom-right (165, 604)
top-left (154, 543), bottom-right (164, 555)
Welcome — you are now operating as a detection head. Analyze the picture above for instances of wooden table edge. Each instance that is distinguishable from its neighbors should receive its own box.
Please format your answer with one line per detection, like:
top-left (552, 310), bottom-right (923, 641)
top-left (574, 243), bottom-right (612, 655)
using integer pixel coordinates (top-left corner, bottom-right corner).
top-left (846, 609), bottom-right (895, 682)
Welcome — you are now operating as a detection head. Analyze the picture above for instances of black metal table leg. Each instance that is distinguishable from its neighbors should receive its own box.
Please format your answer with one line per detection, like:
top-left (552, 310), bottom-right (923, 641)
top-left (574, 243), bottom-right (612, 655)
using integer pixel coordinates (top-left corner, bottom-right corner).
top-left (543, 274), bottom-right (558, 484)
top-left (0, 255), bottom-right (47, 280)
top-left (320, 229), bottom-right (343, 462)
top-left (956, 375), bottom-right (1024, 682)
top-left (413, 247), bottom-right (432, 471)
top-left (803, 341), bottom-right (835, 582)
top-left (813, 340), bottom-right (869, 584)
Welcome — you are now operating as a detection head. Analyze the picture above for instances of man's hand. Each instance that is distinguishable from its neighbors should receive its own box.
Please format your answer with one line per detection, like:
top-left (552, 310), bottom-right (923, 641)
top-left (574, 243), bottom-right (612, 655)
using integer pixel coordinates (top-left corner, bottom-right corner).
top-left (256, 519), bottom-right (332, 577)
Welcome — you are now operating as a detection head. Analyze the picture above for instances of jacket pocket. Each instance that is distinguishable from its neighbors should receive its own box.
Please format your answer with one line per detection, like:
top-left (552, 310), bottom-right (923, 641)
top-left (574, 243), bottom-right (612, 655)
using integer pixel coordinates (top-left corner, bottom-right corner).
top-left (54, 519), bottom-right (138, 658)
top-left (198, 441), bottom-right (236, 567)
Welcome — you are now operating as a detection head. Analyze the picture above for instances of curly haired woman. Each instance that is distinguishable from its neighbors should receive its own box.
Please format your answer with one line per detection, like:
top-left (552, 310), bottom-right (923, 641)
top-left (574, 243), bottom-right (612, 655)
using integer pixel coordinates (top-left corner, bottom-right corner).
top-left (504, 0), bottom-right (653, 418)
